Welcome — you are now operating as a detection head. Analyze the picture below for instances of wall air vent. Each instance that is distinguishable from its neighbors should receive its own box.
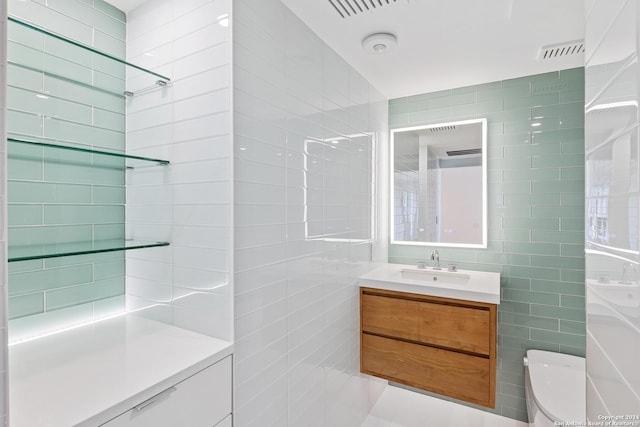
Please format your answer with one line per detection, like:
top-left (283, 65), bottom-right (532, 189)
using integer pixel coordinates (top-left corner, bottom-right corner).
top-left (329, 0), bottom-right (398, 19)
top-left (429, 125), bottom-right (456, 133)
top-left (538, 40), bottom-right (585, 60)
top-left (446, 148), bottom-right (482, 157)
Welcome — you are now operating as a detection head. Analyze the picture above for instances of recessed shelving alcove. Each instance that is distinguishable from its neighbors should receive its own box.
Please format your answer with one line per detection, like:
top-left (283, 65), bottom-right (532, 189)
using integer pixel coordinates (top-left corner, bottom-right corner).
top-left (6, 15), bottom-right (172, 333)
top-left (6, 8), bottom-right (233, 427)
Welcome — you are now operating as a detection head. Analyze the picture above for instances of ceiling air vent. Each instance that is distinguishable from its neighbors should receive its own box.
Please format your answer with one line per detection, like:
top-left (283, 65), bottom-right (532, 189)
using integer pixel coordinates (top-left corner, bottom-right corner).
top-left (538, 40), bottom-right (585, 60)
top-left (329, 0), bottom-right (398, 19)
top-left (446, 148), bottom-right (482, 157)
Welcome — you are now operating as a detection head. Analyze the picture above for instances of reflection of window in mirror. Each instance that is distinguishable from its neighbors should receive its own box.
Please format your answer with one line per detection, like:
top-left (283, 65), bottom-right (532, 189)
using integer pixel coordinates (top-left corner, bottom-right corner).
top-left (391, 118), bottom-right (487, 248)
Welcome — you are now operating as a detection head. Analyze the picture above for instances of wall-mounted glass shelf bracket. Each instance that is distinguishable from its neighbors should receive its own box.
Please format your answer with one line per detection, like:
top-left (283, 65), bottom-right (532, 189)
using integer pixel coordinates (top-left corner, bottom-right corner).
top-left (8, 138), bottom-right (170, 168)
top-left (8, 240), bottom-right (170, 262)
top-left (125, 79), bottom-right (168, 97)
top-left (8, 16), bottom-right (171, 96)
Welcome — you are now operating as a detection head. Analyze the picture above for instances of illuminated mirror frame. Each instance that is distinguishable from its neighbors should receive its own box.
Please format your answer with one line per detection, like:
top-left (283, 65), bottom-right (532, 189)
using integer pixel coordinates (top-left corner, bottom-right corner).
top-left (390, 118), bottom-right (488, 248)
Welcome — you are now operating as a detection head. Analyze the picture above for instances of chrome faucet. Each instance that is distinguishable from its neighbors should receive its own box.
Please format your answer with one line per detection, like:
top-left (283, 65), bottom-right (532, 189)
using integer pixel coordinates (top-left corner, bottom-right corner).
top-left (431, 249), bottom-right (441, 270)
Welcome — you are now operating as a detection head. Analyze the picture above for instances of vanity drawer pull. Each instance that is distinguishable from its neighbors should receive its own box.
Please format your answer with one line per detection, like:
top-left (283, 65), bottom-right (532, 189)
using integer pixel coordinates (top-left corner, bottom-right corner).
top-left (134, 386), bottom-right (177, 412)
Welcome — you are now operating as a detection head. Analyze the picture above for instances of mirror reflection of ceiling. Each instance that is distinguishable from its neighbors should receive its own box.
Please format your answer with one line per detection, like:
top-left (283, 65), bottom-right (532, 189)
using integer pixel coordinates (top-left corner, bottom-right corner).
top-left (394, 122), bottom-right (483, 171)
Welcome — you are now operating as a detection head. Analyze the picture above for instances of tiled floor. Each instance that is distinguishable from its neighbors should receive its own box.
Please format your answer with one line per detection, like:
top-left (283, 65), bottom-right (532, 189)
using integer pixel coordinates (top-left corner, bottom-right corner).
top-left (361, 386), bottom-right (529, 427)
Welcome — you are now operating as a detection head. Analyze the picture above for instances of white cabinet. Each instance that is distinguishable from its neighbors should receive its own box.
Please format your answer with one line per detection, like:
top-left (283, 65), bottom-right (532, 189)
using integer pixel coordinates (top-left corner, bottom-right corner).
top-left (10, 316), bottom-right (233, 427)
top-left (102, 356), bottom-right (232, 427)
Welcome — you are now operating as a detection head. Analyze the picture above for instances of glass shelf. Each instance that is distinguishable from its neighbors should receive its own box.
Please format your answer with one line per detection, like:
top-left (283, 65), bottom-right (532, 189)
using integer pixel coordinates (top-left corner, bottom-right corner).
top-left (8, 138), bottom-right (170, 168)
top-left (8, 16), bottom-right (170, 97)
top-left (8, 239), bottom-right (170, 262)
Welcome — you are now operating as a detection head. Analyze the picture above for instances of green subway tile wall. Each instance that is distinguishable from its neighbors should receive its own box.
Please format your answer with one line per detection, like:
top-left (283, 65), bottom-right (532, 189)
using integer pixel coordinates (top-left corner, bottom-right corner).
top-left (7, 0), bottom-right (126, 326)
top-left (389, 68), bottom-right (585, 422)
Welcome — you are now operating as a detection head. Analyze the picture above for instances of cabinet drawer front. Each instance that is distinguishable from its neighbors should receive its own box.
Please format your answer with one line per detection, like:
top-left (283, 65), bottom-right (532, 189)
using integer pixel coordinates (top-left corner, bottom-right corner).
top-left (361, 293), bottom-right (491, 355)
top-left (361, 334), bottom-right (492, 407)
top-left (102, 356), bottom-right (232, 427)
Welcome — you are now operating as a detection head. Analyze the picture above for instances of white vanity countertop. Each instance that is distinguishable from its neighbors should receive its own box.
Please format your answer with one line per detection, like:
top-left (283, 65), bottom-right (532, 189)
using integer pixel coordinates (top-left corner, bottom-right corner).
top-left (9, 314), bottom-right (233, 427)
top-left (360, 263), bottom-right (501, 304)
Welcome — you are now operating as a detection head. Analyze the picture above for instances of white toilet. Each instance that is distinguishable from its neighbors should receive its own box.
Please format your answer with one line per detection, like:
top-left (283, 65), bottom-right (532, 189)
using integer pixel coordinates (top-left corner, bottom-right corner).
top-left (524, 350), bottom-right (586, 427)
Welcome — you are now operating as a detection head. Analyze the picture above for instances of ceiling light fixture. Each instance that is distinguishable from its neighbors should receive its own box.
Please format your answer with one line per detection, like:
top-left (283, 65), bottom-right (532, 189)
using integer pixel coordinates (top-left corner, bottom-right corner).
top-left (362, 33), bottom-right (397, 54)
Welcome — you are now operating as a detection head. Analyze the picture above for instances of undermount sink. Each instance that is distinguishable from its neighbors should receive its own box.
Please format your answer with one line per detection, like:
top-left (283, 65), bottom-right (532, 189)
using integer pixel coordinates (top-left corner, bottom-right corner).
top-left (359, 263), bottom-right (501, 304)
top-left (400, 268), bottom-right (471, 285)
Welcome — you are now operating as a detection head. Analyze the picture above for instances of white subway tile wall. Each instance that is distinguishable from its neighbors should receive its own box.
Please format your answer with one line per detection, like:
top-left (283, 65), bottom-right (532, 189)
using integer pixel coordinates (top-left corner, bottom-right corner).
top-left (585, 0), bottom-right (640, 417)
top-left (125, 0), bottom-right (233, 341)
top-left (233, 0), bottom-right (388, 426)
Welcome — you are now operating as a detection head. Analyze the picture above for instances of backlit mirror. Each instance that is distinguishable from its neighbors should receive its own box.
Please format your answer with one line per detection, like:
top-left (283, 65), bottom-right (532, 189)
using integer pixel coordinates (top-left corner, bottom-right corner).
top-left (391, 118), bottom-right (487, 248)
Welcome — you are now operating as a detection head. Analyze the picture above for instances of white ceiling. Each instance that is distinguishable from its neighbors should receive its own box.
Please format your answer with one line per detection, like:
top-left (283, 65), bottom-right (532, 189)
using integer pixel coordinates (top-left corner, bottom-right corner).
top-left (107, 0), bottom-right (585, 99)
top-left (280, 0), bottom-right (585, 99)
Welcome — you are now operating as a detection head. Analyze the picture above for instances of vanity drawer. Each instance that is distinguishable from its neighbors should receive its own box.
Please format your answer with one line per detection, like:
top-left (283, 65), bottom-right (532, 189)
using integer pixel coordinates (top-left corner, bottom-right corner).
top-left (102, 356), bottom-right (232, 427)
top-left (361, 291), bottom-right (491, 355)
top-left (361, 333), bottom-right (491, 406)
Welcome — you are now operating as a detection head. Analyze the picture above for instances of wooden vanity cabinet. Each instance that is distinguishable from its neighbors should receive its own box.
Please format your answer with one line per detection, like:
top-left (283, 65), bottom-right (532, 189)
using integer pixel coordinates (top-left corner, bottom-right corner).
top-left (360, 287), bottom-right (497, 408)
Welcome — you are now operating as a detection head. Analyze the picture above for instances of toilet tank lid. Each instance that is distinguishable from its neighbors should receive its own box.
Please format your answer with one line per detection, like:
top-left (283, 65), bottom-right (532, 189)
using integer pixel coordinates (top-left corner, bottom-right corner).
top-left (527, 350), bottom-right (585, 370)
top-left (526, 350), bottom-right (586, 423)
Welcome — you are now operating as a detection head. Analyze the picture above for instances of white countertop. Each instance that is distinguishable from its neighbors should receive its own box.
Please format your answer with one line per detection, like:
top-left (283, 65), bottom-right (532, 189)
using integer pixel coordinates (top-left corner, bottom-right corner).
top-left (359, 263), bottom-right (501, 304)
top-left (9, 314), bottom-right (233, 427)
